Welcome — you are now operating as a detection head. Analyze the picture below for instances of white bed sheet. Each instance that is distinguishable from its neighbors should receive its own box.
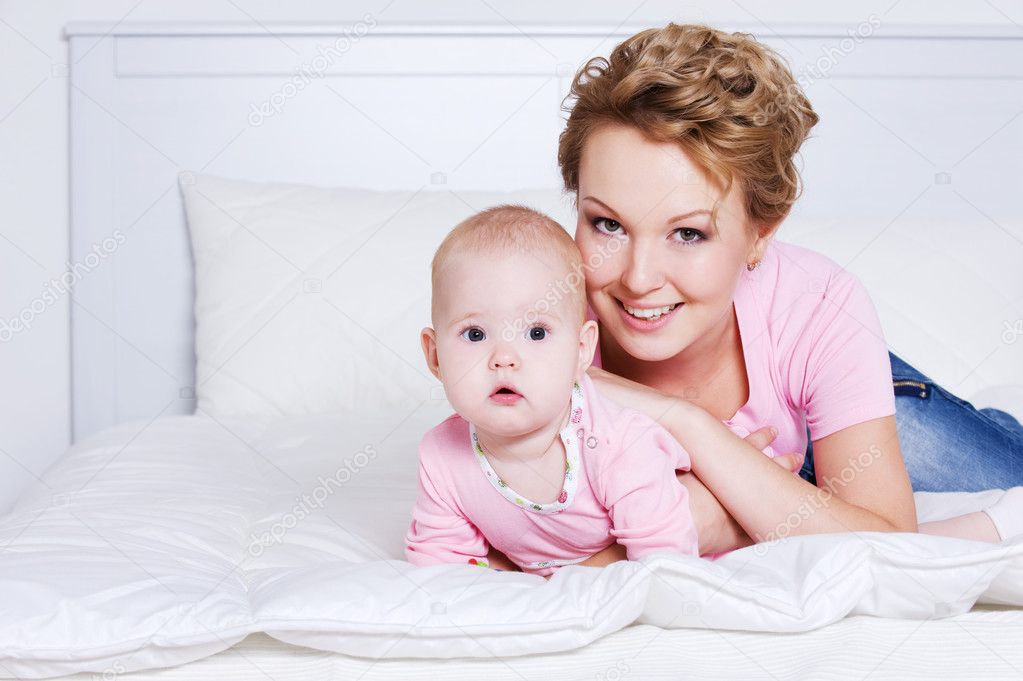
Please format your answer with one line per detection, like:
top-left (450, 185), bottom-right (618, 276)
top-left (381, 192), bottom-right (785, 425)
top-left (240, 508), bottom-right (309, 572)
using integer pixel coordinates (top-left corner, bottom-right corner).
top-left (37, 610), bottom-right (1023, 681)
top-left (1, 406), bottom-right (1021, 679)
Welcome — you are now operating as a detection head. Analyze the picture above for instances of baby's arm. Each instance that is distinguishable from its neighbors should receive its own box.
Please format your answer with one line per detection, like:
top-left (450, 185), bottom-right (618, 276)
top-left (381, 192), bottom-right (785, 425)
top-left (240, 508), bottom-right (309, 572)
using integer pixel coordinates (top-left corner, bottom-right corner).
top-left (405, 440), bottom-right (491, 567)
top-left (597, 414), bottom-right (700, 559)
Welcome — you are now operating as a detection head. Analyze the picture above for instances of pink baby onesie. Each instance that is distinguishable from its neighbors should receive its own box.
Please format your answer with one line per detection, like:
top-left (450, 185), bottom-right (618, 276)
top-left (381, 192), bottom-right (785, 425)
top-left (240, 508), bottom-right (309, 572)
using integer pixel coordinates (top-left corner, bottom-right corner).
top-left (405, 372), bottom-right (700, 576)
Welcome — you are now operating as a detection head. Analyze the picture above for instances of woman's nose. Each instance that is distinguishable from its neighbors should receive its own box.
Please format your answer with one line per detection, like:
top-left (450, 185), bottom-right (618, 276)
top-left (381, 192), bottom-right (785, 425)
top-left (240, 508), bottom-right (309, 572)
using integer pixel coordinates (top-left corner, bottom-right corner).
top-left (620, 242), bottom-right (666, 295)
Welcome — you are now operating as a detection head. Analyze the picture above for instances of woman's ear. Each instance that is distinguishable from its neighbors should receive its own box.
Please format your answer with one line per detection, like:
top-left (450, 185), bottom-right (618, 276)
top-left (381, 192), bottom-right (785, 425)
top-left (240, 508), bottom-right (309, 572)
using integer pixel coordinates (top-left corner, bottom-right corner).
top-left (421, 327), bottom-right (442, 381)
top-left (576, 319), bottom-right (599, 378)
top-left (749, 217), bottom-right (784, 264)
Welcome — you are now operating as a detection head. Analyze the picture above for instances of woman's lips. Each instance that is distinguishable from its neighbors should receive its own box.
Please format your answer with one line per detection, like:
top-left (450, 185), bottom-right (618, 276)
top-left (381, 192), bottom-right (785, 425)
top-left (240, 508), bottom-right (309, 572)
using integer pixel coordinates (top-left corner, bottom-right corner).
top-left (615, 297), bottom-right (683, 332)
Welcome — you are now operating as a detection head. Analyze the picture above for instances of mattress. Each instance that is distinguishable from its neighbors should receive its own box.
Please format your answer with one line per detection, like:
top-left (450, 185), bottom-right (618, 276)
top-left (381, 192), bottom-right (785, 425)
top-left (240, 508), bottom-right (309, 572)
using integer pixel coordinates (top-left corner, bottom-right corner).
top-left (39, 610), bottom-right (1023, 681)
top-left (1, 406), bottom-right (1021, 679)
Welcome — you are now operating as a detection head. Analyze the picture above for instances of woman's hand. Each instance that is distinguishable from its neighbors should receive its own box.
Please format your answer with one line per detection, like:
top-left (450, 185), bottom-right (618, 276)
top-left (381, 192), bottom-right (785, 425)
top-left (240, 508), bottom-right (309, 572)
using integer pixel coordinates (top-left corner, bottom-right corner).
top-left (685, 427), bottom-right (803, 554)
top-left (590, 365), bottom-right (906, 543)
top-left (582, 370), bottom-right (808, 555)
top-left (578, 428), bottom-right (803, 559)
top-left (747, 427), bottom-right (805, 474)
top-left (586, 366), bottom-right (679, 425)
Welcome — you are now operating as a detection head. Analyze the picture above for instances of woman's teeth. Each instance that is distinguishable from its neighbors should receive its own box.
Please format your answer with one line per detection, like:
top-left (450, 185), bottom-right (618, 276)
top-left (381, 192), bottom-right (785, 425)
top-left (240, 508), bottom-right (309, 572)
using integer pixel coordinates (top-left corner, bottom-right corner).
top-left (622, 302), bottom-right (680, 319)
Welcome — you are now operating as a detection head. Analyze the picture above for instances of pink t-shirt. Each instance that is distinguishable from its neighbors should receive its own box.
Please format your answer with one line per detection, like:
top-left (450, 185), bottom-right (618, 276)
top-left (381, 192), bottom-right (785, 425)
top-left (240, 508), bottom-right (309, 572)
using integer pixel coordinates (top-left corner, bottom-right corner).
top-left (589, 240), bottom-right (896, 456)
top-left (405, 373), bottom-right (700, 577)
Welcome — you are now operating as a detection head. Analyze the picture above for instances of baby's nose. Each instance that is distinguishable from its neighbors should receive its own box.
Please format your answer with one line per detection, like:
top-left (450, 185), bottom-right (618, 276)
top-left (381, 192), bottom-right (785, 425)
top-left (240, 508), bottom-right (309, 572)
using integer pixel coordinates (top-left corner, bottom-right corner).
top-left (490, 354), bottom-right (518, 369)
top-left (489, 345), bottom-right (519, 369)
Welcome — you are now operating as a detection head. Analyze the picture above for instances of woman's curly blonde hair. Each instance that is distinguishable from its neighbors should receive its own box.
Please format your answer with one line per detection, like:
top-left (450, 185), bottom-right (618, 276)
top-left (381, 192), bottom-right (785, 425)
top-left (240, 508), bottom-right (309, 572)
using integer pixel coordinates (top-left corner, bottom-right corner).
top-left (558, 23), bottom-right (819, 230)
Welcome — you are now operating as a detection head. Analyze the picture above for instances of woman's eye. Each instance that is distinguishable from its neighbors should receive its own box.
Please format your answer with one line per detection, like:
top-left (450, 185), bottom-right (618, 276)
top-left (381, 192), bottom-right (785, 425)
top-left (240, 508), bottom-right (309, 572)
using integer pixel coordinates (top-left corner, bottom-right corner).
top-left (461, 327), bottom-right (486, 342)
top-left (592, 217), bottom-right (623, 235)
top-left (674, 228), bottom-right (705, 245)
top-left (528, 325), bottom-right (548, 341)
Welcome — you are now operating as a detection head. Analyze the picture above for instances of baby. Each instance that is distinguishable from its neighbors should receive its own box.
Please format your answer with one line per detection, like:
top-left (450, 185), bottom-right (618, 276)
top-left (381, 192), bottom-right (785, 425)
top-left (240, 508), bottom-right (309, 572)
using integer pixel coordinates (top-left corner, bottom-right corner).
top-left (404, 205), bottom-right (701, 577)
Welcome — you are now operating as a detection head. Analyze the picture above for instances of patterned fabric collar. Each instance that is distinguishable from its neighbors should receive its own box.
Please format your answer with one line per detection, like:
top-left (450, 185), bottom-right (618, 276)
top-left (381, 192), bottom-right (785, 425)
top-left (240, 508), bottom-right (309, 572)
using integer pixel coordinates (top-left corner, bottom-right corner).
top-left (469, 381), bottom-right (584, 515)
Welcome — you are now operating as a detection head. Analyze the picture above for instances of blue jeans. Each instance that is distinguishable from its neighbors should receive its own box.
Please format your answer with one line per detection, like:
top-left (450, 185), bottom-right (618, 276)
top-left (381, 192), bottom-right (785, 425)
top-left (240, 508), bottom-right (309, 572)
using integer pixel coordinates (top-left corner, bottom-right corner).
top-left (800, 352), bottom-right (1023, 492)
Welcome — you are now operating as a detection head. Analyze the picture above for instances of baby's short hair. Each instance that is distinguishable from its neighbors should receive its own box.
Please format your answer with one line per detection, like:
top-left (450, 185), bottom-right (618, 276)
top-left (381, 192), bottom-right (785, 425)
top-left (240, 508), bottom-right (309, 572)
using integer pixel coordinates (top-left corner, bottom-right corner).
top-left (430, 205), bottom-right (587, 327)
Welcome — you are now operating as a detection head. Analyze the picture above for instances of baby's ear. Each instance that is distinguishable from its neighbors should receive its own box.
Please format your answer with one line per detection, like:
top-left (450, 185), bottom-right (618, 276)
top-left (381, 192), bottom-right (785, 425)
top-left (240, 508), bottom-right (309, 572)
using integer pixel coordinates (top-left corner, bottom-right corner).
top-left (576, 320), bottom-right (599, 376)
top-left (421, 327), bottom-right (442, 381)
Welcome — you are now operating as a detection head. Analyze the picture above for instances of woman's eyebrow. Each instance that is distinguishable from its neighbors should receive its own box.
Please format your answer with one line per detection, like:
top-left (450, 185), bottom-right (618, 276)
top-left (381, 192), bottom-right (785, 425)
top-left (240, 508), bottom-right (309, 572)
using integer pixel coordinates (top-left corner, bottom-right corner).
top-left (581, 196), bottom-right (712, 224)
top-left (667, 209), bottom-right (712, 222)
top-left (580, 196), bottom-right (622, 219)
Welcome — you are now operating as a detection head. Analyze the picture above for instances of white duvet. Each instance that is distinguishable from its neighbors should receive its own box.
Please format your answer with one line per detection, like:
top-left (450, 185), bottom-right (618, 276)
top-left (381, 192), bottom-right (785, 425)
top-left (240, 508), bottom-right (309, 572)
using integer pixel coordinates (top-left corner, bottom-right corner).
top-left (1, 405), bottom-right (1021, 679)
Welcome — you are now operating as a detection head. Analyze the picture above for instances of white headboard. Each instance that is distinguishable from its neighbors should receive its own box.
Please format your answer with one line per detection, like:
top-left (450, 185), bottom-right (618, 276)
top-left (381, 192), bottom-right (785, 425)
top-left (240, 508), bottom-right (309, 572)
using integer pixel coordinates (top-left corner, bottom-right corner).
top-left (67, 21), bottom-right (1023, 442)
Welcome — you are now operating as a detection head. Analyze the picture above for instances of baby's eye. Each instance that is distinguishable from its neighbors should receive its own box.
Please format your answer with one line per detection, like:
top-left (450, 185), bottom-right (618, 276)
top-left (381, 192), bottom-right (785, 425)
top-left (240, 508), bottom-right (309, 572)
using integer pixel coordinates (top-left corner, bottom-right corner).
top-left (462, 327), bottom-right (486, 342)
top-left (528, 325), bottom-right (549, 341)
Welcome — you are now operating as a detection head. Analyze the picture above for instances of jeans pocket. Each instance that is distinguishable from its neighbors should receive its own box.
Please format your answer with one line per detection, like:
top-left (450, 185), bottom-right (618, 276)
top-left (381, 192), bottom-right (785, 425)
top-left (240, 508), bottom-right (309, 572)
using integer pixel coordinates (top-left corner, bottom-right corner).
top-left (893, 379), bottom-right (929, 398)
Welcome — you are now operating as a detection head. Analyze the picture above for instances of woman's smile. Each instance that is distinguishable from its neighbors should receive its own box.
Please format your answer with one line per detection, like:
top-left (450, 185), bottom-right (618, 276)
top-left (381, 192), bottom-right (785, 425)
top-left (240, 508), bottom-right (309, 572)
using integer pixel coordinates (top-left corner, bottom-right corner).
top-left (615, 297), bottom-right (684, 331)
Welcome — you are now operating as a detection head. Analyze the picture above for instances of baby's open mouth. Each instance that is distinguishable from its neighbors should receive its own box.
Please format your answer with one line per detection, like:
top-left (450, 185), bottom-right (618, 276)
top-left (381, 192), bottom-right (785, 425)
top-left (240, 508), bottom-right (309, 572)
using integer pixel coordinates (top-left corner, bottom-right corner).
top-left (490, 385), bottom-right (522, 402)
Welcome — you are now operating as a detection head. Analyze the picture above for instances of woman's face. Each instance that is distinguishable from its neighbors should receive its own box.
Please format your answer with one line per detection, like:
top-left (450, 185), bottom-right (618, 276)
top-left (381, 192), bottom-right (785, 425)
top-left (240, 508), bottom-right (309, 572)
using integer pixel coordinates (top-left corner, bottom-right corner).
top-left (575, 124), bottom-right (768, 363)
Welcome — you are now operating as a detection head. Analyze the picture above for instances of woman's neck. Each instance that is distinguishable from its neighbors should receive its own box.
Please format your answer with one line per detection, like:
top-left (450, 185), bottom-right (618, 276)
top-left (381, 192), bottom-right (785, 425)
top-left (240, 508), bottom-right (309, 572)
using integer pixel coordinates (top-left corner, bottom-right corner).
top-left (600, 304), bottom-right (746, 410)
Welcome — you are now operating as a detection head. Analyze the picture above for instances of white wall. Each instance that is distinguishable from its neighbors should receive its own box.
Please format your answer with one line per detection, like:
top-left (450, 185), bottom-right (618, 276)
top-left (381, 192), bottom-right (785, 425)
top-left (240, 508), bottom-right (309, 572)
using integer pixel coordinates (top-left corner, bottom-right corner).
top-left (1, 0), bottom-right (1021, 512)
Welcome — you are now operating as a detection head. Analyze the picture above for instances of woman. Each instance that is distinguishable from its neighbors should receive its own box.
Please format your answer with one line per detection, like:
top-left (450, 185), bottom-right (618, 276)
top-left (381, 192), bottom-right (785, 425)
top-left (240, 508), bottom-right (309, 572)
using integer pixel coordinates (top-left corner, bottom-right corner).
top-left (497, 23), bottom-right (1022, 568)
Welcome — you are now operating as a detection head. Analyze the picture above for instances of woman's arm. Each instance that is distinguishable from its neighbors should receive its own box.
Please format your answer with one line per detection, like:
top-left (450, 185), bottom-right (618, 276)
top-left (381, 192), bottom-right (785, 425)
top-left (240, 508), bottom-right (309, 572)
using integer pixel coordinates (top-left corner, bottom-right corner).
top-left (588, 366), bottom-right (917, 544)
top-left (688, 411), bottom-right (918, 541)
top-left (801, 416), bottom-right (917, 532)
top-left (577, 469), bottom-right (754, 565)
top-left (577, 428), bottom-right (801, 563)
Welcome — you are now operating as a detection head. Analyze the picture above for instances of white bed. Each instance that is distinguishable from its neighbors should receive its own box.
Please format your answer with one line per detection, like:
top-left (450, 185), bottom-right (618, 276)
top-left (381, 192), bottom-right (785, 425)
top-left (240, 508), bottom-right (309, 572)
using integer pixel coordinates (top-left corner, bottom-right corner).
top-left (1, 18), bottom-right (1019, 680)
top-left (1, 408), bottom-right (1021, 680)
top-left (39, 615), bottom-right (1023, 680)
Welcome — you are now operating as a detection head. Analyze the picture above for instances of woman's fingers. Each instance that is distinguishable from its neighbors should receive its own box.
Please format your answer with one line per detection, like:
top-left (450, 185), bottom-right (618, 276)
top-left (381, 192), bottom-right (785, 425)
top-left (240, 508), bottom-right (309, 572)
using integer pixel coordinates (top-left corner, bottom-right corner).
top-left (743, 426), bottom-right (777, 452)
top-left (772, 452), bottom-right (805, 473)
top-left (742, 427), bottom-right (802, 472)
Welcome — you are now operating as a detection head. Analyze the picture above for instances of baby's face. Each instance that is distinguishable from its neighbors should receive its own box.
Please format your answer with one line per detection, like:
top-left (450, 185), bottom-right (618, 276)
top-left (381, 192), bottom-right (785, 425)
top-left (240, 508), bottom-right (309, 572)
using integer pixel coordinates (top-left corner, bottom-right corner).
top-left (423, 250), bottom-right (597, 439)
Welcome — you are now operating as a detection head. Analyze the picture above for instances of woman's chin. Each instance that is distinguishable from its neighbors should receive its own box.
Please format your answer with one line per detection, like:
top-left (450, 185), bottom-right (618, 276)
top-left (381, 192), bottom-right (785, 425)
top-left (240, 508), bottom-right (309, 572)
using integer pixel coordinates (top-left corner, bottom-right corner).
top-left (615, 331), bottom-right (690, 363)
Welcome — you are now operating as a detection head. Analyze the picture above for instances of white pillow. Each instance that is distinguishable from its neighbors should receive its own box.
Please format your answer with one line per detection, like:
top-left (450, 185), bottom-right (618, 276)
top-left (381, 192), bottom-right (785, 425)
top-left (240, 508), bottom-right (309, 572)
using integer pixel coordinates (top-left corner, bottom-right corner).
top-left (179, 173), bottom-right (577, 418)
